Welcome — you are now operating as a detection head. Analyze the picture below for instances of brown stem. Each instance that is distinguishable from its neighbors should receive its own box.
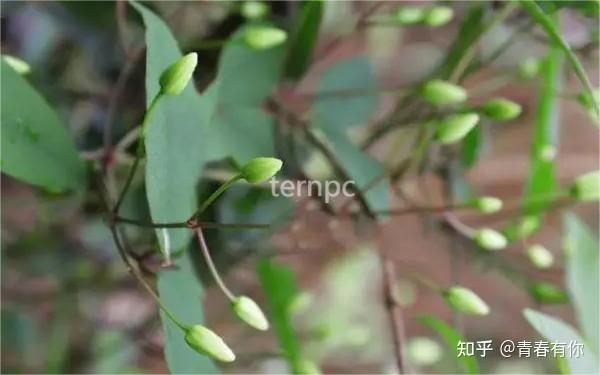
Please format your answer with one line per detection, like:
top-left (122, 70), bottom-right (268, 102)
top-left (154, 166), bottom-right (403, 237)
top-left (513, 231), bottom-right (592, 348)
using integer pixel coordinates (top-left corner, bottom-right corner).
top-left (380, 256), bottom-right (407, 374)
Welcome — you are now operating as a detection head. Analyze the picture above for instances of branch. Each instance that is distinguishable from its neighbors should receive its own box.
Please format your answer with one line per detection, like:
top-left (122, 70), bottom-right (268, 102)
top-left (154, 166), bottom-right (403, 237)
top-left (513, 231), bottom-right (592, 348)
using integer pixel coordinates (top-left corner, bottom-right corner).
top-left (115, 216), bottom-right (270, 230)
top-left (380, 256), bottom-right (407, 374)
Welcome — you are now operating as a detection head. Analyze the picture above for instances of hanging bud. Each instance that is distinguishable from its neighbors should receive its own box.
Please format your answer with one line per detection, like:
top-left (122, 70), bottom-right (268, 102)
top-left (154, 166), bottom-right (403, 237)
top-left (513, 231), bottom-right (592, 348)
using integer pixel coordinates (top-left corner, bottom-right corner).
top-left (470, 196), bottom-right (503, 214)
top-left (527, 244), bottom-right (554, 269)
top-left (528, 282), bottom-right (568, 304)
top-left (184, 325), bottom-right (236, 362)
top-left (424, 6), bottom-right (454, 27)
top-left (393, 7), bottom-right (426, 25)
top-left (240, 157), bottom-right (283, 183)
top-left (159, 53), bottom-right (198, 96)
top-left (443, 286), bottom-right (490, 316)
top-left (473, 228), bottom-right (507, 250)
top-left (243, 26), bottom-right (287, 50)
top-left (421, 79), bottom-right (467, 105)
top-left (481, 98), bottom-right (522, 121)
top-left (568, 170), bottom-right (600, 202)
top-left (241, 1), bottom-right (269, 20)
top-left (434, 113), bottom-right (480, 144)
top-left (517, 57), bottom-right (541, 80)
top-left (2, 55), bottom-right (31, 75)
top-left (232, 296), bottom-right (269, 331)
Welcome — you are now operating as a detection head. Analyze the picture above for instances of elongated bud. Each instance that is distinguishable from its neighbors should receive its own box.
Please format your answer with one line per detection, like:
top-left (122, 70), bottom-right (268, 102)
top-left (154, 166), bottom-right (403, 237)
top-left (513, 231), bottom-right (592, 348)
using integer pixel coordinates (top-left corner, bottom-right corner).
top-left (424, 6), bottom-right (454, 27)
top-left (444, 286), bottom-right (490, 316)
top-left (393, 7), bottom-right (425, 25)
top-left (243, 26), bottom-right (287, 50)
top-left (241, 1), bottom-right (269, 20)
top-left (2, 55), bottom-right (31, 75)
top-left (232, 296), bottom-right (269, 331)
top-left (569, 170), bottom-right (600, 202)
top-left (481, 98), bottom-right (522, 121)
top-left (184, 325), bottom-right (236, 362)
top-left (470, 196), bottom-right (503, 214)
top-left (527, 244), bottom-right (554, 269)
top-left (517, 57), bottom-right (541, 80)
top-left (421, 79), bottom-right (467, 105)
top-left (159, 53), bottom-right (198, 96)
top-left (240, 157), bottom-right (283, 183)
top-left (473, 228), bottom-right (507, 250)
top-left (528, 282), bottom-right (568, 304)
top-left (434, 113), bottom-right (480, 144)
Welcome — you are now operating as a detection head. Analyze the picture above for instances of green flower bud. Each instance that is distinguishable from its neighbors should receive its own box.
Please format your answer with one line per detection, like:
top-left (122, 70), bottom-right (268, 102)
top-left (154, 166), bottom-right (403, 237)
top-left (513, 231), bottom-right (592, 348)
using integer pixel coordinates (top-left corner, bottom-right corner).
top-left (232, 296), bottom-right (269, 331)
top-left (297, 359), bottom-right (321, 374)
top-left (421, 79), bottom-right (467, 105)
top-left (473, 228), bottom-right (507, 250)
top-left (243, 26), bottom-right (287, 50)
top-left (240, 157), bottom-right (283, 183)
top-left (517, 57), bottom-right (541, 80)
top-left (241, 1), bottom-right (269, 20)
top-left (470, 196), bottom-right (503, 214)
top-left (503, 215), bottom-right (541, 242)
top-left (393, 7), bottom-right (426, 25)
top-left (481, 98), bottom-right (522, 121)
top-left (576, 88), bottom-right (600, 121)
top-left (184, 325), bottom-right (235, 362)
top-left (569, 170), bottom-right (600, 202)
top-left (407, 337), bottom-right (442, 366)
top-left (424, 6), bottom-right (454, 27)
top-left (444, 286), bottom-right (490, 316)
top-left (434, 113), bottom-right (480, 144)
top-left (159, 52), bottom-right (198, 96)
top-left (2, 55), bottom-right (31, 75)
top-left (538, 144), bottom-right (557, 161)
top-left (528, 282), bottom-right (568, 304)
top-left (527, 244), bottom-right (554, 269)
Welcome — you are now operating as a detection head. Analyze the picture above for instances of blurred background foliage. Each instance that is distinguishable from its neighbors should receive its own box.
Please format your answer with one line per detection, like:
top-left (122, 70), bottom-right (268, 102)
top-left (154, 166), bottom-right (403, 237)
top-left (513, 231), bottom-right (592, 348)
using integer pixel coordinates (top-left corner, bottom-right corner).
top-left (1, 1), bottom-right (599, 374)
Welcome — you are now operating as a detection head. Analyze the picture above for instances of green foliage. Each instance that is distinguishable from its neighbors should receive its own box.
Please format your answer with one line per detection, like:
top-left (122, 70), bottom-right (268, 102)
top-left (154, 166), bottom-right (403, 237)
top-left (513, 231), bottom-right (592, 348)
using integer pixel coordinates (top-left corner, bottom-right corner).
top-left (418, 315), bottom-right (479, 374)
top-left (1, 61), bottom-right (86, 192)
top-left (257, 258), bottom-right (305, 374)
top-left (285, 0), bottom-right (323, 79)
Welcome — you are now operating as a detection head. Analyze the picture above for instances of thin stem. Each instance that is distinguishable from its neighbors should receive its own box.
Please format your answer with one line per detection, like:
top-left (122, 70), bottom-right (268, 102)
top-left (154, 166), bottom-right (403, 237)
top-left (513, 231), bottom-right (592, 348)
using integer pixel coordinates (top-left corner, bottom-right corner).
top-left (115, 216), bottom-right (270, 230)
top-left (195, 228), bottom-right (236, 301)
top-left (380, 256), bottom-right (407, 374)
top-left (113, 92), bottom-right (162, 214)
top-left (189, 175), bottom-right (242, 221)
top-left (443, 212), bottom-right (476, 238)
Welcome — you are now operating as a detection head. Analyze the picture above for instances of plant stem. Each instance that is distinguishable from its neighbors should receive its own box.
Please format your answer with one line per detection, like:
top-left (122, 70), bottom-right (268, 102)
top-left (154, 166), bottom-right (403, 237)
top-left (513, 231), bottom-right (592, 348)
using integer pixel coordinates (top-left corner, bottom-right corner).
top-left (443, 212), bottom-right (476, 238)
top-left (113, 92), bottom-right (163, 214)
top-left (189, 175), bottom-right (242, 221)
top-left (380, 256), bottom-right (407, 374)
top-left (195, 228), bottom-right (236, 302)
top-left (115, 216), bottom-right (269, 230)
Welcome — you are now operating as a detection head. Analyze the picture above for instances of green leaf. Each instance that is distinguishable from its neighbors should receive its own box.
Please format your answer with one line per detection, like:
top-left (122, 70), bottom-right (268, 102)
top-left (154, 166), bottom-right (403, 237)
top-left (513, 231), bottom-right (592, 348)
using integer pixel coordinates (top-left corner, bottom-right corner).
top-left (564, 214), bottom-right (599, 355)
top-left (524, 37), bottom-right (563, 215)
top-left (257, 258), bottom-right (304, 374)
top-left (524, 308), bottom-right (599, 374)
top-left (157, 252), bottom-right (218, 374)
top-left (418, 315), bottom-right (479, 374)
top-left (313, 57), bottom-right (389, 211)
top-left (461, 125), bottom-right (482, 168)
top-left (285, 0), bottom-right (323, 79)
top-left (521, 0), bottom-right (599, 118)
top-left (1, 61), bottom-right (86, 192)
top-left (131, 0), bottom-right (207, 253)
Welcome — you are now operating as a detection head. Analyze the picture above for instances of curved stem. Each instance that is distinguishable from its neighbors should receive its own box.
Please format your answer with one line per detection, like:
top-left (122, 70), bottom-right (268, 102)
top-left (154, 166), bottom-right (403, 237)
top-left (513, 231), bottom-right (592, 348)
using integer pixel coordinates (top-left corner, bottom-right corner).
top-left (189, 175), bottom-right (242, 220)
top-left (195, 228), bottom-right (236, 302)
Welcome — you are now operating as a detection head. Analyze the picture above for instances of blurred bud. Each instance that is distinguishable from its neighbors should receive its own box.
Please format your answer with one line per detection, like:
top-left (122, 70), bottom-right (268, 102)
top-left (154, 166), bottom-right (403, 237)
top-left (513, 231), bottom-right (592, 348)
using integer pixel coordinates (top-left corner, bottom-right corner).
top-left (232, 296), bottom-right (269, 331)
top-left (473, 228), bottom-right (507, 250)
top-left (2, 55), bottom-right (31, 75)
top-left (481, 98), bottom-right (522, 121)
top-left (470, 196), bottom-right (503, 214)
top-left (243, 26), bottom-right (287, 49)
top-left (434, 113), bottom-right (480, 144)
top-left (297, 359), bottom-right (321, 374)
top-left (159, 53), bottom-right (198, 96)
top-left (184, 325), bottom-right (235, 362)
top-left (517, 57), bottom-right (541, 80)
top-left (527, 244), bottom-right (554, 269)
top-left (407, 337), bottom-right (442, 366)
top-left (538, 144), bottom-right (557, 161)
top-left (424, 6), bottom-right (454, 27)
top-left (240, 157), bottom-right (283, 183)
top-left (529, 282), bottom-right (568, 304)
top-left (421, 79), bottom-right (467, 105)
top-left (576, 88), bottom-right (600, 121)
top-left (504, 215), bottom-right (541, 242)
top-left (241, 1), bottom-right (269, 20)
top-left (393, 7), bottom-right (426, 25)
top-left (444, 286), bottom-right (490, 316)
top-left (569, 170), bottom-right (600, 202)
